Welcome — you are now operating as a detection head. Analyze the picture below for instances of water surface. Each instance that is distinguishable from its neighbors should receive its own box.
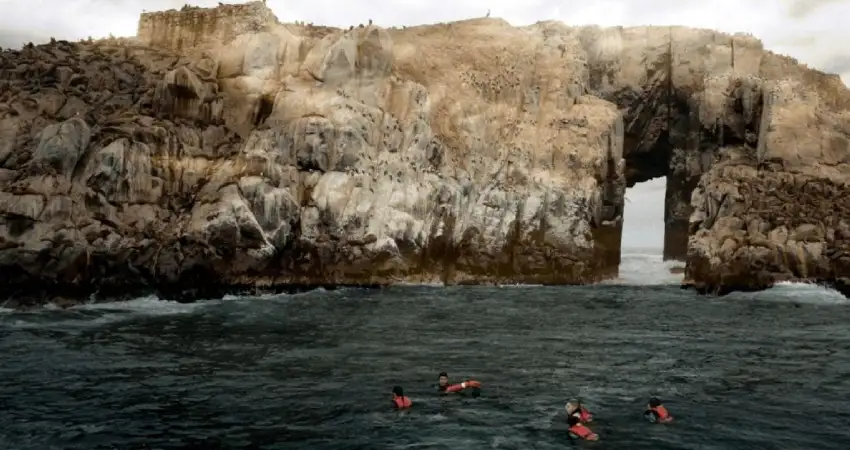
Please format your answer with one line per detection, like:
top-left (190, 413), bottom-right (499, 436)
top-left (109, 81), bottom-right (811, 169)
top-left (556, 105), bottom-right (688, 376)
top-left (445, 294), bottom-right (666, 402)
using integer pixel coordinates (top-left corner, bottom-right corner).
top-left (1, 253), bottom-right (849, 449)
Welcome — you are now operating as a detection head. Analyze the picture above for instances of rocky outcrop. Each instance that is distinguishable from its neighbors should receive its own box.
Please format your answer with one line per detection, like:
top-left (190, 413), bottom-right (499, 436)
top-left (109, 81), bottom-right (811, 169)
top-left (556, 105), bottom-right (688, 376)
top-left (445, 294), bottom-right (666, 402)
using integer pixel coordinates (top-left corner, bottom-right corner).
top-left (0, 7), bottom-right (626, 307)
top-left (684, 74), bottom-right (850, 294)
top-left (136, 2), bottom-right (280, 52)
top-left (563, 26), bottom-right (850, 296)
top-left (1, 2), bottom-right (849, 306)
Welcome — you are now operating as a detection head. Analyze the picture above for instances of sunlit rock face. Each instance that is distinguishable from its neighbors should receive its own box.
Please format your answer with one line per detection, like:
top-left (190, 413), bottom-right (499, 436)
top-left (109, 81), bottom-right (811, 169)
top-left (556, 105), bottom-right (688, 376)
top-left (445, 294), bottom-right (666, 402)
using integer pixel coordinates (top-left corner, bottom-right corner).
top-left (1, 2), bottom-right (848, 306)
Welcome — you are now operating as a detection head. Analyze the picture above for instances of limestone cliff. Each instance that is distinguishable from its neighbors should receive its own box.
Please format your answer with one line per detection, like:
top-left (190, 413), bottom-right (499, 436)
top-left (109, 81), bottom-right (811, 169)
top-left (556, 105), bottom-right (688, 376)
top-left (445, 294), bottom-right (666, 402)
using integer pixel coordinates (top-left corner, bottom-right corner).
top-left (1, 2), bottom-right (848, 306)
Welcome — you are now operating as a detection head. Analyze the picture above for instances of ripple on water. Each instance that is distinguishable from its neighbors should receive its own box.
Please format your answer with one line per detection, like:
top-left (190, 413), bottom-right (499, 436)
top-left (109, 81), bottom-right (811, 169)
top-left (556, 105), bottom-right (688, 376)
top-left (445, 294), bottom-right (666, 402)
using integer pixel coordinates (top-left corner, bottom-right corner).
top-left (1, 258), bottom-right (850, 449)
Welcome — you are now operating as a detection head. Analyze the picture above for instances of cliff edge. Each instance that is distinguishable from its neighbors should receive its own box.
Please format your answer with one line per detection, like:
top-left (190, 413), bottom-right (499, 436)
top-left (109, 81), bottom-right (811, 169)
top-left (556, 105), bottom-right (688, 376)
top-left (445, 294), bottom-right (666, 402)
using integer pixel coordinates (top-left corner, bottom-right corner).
top-left (1, 2), bottom-right (848, 306)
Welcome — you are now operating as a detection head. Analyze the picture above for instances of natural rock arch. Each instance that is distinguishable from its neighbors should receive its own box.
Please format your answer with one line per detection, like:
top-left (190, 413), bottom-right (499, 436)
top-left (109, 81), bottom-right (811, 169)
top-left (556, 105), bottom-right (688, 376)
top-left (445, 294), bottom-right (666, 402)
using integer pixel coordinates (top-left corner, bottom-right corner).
top-left (1, 4), bottom-right (849, 307)
top-left (576, 25), bottom-right (850, 294)
top-left (577, 26), bottom-right (768, 266)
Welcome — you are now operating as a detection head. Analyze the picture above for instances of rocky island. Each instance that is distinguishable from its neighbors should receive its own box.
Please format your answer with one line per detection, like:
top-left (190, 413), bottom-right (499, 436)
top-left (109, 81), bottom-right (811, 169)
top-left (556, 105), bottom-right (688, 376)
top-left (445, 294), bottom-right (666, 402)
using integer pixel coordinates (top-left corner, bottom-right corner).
top-left (1, 2), bottom-right (849, 307)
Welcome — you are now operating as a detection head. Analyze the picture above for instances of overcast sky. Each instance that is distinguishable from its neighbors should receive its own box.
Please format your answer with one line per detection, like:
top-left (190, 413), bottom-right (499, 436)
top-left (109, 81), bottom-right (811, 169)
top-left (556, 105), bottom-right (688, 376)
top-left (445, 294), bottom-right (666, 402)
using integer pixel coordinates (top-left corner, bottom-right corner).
top-left (1, 0), bottom-right (846, 251)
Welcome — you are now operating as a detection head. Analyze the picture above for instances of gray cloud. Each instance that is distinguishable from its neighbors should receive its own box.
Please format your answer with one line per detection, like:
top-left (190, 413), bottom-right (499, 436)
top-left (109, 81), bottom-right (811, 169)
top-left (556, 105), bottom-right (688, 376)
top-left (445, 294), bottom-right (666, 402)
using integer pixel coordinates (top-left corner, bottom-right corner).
top-left (786, 0), bottom-right (844, 18)
top-left (822, 55), bottom-right (850, 77)
top-left (0, 29), bottom-right (46, 48)
top-left (623, 177), bottom-right (666, 248)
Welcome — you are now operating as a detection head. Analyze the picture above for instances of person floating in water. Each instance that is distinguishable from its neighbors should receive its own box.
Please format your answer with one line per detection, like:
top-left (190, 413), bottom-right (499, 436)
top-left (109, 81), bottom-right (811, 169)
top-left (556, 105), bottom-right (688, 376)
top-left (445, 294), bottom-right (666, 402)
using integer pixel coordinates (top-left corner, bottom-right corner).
top-left (437, 372), bottom-right (482, 395)
top-left (391, 386), bottom-right (412, 409)
top-left (644, 397), bottom-right (673, 423)
top-left (567, 414), bottom-right (599, 441)
top-left (566, 398), bottom-right (593, 423)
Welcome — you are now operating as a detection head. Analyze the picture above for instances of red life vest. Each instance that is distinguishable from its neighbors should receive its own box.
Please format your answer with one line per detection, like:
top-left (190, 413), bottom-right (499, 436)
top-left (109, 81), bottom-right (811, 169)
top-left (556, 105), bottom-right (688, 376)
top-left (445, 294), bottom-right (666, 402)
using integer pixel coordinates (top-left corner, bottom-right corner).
top-left (650, 405), bottom-right (673, 423)
top-left (444, 380), bottom-right (482, 393)
top-left (393, 396), bottom-right (412, 409)
top-left (569, 423), bottom-right (598, 440)
top-left (579, 407), bottom-right (593, 422)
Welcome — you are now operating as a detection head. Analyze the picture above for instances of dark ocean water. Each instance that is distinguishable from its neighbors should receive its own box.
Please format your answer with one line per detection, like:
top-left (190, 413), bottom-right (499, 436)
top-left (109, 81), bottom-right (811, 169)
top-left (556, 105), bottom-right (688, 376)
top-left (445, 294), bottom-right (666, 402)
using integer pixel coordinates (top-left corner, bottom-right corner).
top-left (1, 254), bottom-right (850, 450)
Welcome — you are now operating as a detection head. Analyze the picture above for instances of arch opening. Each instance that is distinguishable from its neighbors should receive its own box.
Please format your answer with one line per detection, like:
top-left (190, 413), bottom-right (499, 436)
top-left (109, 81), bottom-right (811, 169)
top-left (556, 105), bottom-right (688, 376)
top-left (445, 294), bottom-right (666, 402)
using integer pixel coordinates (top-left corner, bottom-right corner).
top-left (618, 86), bottom-right (697, 264)
top-left (591, 81), bottom-right (718, 282)
top-left (622, 177), bottom-right (665, 254)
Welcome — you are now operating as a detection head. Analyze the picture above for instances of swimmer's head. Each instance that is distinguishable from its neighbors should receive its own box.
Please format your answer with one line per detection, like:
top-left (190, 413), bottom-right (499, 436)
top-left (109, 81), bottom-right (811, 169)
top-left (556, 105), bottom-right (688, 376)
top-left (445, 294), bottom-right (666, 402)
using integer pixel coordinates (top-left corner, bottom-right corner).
top-left (566, 398), bottom-right (580, 413)
top-left (392, 386), bottom-right (404, 398)
top-left (649, 397), bottom-right (661, 408)
top-left (438, 372), bottom-right (448, 386)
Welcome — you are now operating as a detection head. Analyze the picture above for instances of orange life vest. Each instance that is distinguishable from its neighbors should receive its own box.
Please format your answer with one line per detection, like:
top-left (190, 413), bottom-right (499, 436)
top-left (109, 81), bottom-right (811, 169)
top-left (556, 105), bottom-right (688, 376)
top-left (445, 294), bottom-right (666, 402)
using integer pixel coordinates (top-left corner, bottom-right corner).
top-left (393, 396), bottom-right (412, 409)
top-left (569, 423), bottom-right (597, 440)
top-left (650, 405), bottom-right (673, 423)
top-left (445, 380), bottom-right (482, 393)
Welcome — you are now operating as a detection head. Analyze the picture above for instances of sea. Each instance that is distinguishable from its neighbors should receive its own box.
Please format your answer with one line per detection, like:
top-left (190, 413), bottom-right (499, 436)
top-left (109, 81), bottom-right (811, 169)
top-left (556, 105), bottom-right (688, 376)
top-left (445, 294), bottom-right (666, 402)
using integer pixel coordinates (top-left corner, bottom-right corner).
top-left (1, 248), bottom-right (849, 449)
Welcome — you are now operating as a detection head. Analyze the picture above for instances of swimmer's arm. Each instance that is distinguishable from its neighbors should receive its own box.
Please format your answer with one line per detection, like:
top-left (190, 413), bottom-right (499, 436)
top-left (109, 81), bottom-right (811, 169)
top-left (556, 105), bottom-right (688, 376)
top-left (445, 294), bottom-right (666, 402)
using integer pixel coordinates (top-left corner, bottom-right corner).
top-left (444, 383), bottom-right (465, 393)
top-left (444, 381), bottom-right (481, 393)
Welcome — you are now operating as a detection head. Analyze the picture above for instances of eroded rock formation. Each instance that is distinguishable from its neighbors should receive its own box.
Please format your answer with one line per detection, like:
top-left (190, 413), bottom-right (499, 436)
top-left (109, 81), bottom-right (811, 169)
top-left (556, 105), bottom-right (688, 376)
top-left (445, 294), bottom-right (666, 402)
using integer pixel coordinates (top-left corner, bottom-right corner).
top-left (0, 2), bottom-right (848, 306)
top-left (685, 75), bottom-right (850, 294)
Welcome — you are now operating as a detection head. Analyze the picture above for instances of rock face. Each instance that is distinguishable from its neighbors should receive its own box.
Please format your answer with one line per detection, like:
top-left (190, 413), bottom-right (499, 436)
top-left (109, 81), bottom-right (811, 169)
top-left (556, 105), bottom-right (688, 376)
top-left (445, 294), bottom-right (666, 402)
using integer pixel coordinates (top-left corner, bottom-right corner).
top-left (136, 2), bottom-right (280, 52)
top-left (0, 2), bottom-right (848, 306)
top-left (685, 76), bottom-right (850, 294)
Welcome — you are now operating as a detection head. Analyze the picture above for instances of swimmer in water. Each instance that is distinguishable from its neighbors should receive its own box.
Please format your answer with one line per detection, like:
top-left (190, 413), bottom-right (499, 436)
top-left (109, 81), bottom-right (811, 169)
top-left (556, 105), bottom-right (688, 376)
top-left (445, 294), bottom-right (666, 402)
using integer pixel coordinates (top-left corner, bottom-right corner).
top-left (436, 372), bottom-right (482, 395)
top-left (566, 398), bottom-right (593, 423)
top-left (644, 397), bottom-right (673, 423)
top-left (391, 386), bottom-right (412, 409)
top-left (567, 414), bottom-right (599, 441)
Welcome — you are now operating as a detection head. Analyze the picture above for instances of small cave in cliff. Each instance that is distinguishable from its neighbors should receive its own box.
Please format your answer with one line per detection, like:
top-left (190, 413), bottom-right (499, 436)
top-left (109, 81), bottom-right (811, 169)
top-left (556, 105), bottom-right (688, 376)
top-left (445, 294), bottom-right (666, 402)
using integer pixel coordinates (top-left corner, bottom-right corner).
top-left (253, 94), bottom-right (275, 126)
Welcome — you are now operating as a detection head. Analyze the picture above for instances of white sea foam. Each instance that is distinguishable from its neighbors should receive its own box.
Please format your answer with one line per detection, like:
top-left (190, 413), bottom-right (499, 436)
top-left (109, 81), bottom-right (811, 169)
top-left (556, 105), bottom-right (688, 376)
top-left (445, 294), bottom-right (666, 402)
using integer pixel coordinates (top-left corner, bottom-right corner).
top-left (609, 249), bottom-right (684, 285)
top-left (734, 280), bottom-right (849, 305)
top-left (611, 249), bottom-right (847, 304)
top-left (72, 295), bottom-right (202, 315)
top-left (1, 249), bottom-right (847, 327)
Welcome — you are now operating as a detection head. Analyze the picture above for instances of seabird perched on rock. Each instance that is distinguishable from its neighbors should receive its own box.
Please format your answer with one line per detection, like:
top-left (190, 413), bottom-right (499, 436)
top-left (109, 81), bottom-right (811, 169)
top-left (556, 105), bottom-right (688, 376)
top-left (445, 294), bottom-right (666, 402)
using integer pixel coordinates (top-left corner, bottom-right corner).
top-left (486, 9), bottom-right (490, 17)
